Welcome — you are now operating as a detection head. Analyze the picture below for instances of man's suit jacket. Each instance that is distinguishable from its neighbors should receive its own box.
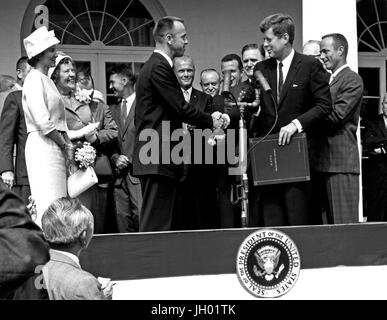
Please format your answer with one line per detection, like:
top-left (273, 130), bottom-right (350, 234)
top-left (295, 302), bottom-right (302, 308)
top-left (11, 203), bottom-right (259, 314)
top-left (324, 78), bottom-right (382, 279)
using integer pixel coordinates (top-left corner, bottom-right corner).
top-left (0, 91), bottom-right (29, 185)
top-left (312, 67), bottom-right (363, 173)
top-left (0, 180), bottom-right (49, 298)
top-left (363, 115), bottom-right (387, 151)
top-left (111, 98), bottom-right (140, 184)
top-left (42, 250), bottom-right (104, 300)
top-left (133, 52), bottom-right (213, 180)
top-left (253, 52), bottom-right (332, 136)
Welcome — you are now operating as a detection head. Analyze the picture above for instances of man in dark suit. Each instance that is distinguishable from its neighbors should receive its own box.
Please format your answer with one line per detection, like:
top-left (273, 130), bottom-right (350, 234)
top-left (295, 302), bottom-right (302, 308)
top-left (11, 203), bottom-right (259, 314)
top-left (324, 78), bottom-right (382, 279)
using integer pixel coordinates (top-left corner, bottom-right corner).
top-left (312, 33), bottom-right (364, 224)
top-left (109, 65), bottom-right (142, 232)
top-left (133, 16), bottom-right (225, 232)
top-left (362, 93), bottom-right (387, 221)
top-left (0, 57), bottom-right (32, 204)
top-left (173, 55), bottom-right (217, 230)
top-left (0, 180), bottom-right (49, 299)
top-left (252, 13), bottom-right (332, 226)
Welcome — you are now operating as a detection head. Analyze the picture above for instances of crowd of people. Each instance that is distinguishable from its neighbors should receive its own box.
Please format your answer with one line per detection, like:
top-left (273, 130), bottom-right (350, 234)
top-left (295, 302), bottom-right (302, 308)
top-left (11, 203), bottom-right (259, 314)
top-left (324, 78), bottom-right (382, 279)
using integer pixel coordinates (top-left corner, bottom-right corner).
top-left (1, 10), bottom-right (386, 300)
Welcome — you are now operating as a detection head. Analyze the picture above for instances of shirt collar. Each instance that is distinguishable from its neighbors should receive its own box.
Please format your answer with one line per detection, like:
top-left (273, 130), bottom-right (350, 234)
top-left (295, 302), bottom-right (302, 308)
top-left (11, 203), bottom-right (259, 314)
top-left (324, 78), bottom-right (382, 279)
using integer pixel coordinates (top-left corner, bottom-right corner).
top-left (123, 92), bottom-right (136, 104)
top-left (14, 83), bottom-right (22, 91)
top-left (331, 64), bottom-right (348, 79)
top-left (51, 249), bottom-right (80, 268)
top-left (277, 49), bottom-right (295, 69)
top-left (154, 49), bottom-right (173, 68)
top-left (181, 87), bottom-right (192, 95)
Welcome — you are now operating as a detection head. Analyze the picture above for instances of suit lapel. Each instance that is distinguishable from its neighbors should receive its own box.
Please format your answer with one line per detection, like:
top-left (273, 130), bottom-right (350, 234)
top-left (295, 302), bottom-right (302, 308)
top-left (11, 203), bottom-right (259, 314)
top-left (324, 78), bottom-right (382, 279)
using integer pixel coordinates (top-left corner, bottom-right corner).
top-left (267, 59), bottom-right (277, 106)
top-left (278, 52), bottom-right (301, 108)
top-left (122, 99), bottom-right (136, 137)
top-left (189, 89), bottom-right (199, 109)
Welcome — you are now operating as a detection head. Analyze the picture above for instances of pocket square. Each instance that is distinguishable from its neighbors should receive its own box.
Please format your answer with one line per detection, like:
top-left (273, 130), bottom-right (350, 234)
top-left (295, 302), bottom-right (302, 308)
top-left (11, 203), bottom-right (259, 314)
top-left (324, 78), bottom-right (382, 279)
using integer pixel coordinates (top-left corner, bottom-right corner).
top-left (292, 84), bottom-right (299, 88)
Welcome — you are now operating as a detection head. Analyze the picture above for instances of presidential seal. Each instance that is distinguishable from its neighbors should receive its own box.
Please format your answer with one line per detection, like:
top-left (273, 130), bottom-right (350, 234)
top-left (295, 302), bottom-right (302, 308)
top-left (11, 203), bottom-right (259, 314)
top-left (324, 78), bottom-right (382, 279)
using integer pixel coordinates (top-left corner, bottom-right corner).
top-left (236, 229), bottom-right (301, 298)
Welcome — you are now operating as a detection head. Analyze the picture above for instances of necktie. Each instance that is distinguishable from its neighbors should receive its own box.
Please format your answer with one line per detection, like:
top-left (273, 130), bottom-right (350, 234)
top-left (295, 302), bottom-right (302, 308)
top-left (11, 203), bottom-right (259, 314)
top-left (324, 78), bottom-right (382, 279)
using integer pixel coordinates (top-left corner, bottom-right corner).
top-left (121, 99), bottom-right (127, 128)
top-left (182, 90), bottom-right (190, 130)
top-left (278, 61), bottom-right (284, 102)
top-left (183, 90), bottom-right (190, 103)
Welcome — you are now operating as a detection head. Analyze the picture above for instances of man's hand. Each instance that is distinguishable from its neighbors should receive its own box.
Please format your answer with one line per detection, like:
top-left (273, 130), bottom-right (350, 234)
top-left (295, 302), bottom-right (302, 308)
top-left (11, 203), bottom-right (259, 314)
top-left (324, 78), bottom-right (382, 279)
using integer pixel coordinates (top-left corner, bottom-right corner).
top-left (278, 122), bottom-right (298, 146)
top-left (115, 155), bottom-right (129, 170)
top-left (211, 112), bottom-right (230, 129)
top-left (1, 171), bottom-right (14, 189)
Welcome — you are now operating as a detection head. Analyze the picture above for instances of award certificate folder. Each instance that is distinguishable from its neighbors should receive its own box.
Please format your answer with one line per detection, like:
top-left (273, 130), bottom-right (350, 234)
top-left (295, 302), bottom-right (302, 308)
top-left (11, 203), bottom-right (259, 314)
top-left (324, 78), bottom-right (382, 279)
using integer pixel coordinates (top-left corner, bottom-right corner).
top-left (249, 133), bottom-right (310, 186)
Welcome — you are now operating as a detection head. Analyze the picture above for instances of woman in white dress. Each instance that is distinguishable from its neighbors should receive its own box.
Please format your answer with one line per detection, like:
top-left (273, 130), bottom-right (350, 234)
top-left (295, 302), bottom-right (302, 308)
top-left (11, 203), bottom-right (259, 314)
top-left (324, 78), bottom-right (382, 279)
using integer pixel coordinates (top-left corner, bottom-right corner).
top-left (22, 26), bottom-right (74, 226)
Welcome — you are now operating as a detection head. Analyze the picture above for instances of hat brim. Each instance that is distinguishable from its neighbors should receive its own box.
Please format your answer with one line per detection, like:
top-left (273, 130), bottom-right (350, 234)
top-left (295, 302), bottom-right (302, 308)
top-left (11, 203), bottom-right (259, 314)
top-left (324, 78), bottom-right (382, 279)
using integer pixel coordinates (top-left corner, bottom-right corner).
top-left (27, 37), bottom-right (60, 60)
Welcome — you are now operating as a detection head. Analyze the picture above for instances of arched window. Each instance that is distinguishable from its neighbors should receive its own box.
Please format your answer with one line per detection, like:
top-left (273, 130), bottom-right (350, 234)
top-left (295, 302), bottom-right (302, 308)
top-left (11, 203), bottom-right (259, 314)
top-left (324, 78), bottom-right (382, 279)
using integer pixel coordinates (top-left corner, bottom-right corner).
top-left (22, 0), bottom-right (166, 102)
top-left (40, 0), bottom-right (155, 47)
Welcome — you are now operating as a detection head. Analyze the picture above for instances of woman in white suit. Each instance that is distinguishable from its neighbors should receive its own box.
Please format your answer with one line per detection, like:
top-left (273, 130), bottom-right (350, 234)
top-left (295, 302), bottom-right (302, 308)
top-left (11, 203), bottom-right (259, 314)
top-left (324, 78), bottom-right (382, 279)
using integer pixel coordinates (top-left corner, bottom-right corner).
top-left (22, 26), bottom-right (74, 227)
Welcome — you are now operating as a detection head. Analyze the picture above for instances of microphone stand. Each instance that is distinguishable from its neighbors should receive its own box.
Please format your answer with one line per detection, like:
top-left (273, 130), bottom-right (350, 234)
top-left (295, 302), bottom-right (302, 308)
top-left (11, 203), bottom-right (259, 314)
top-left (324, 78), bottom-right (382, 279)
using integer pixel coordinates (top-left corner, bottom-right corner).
top-left (225, 89), bottom-right (260, 228)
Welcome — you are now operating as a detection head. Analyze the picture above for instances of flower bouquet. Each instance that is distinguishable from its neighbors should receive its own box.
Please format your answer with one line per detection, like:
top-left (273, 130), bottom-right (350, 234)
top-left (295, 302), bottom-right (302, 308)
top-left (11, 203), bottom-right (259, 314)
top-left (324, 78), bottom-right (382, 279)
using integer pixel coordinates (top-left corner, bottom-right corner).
top-left (67, 142), bottom-right (98, 198)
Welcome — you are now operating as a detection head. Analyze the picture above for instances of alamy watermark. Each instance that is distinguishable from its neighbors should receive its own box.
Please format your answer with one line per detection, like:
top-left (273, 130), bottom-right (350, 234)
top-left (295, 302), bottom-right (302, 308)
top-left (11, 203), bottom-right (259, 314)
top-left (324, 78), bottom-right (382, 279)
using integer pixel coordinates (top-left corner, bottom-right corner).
top-left (138, 121), bottom-right (246, 175)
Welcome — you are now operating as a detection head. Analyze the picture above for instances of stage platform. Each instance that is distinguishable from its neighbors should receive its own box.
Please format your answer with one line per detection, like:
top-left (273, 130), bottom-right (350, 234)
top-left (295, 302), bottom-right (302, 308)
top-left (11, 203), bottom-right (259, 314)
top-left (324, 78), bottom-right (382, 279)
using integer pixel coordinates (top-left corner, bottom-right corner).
top-left (80, 223), bottom-right (387, 299)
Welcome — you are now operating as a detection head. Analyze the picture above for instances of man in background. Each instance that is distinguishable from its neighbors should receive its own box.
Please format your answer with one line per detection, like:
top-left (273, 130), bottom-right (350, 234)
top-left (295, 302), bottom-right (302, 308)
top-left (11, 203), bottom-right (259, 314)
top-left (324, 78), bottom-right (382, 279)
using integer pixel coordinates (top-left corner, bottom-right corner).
top-left (0, 57), bottom-right (32, 204)
top-left (241, 43), bottom-right (264, 84)
top-left (200, 68), bottom-right (220, 97)
top-left (109, 65), bottom-right (142, 233)
top-left (312, 33), bottom-right (363, 224)
top-left (173, 55), bottom-right (217, 230)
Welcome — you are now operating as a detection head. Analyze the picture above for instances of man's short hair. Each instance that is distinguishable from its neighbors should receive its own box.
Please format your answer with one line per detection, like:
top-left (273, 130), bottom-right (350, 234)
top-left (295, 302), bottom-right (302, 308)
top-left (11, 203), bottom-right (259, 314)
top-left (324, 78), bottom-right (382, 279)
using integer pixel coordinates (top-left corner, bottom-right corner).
top-left (174, 55), bottom-right (195, 69)
top-left (304, 40), bottom-right (321, 48)
top-left (42, 197), bottom-right (94, 248)
top-left (16, 56), bottom-right (29, 72)
top-left (322, 33), bottom-right (349, 58)
top-left (153, 16), bottom-right (184, 43)
top-left (241, 43), bottom-right (259, 56)
top-left (221, 54), bottom-right (243, 71)
top-left (200, 68), bottom-right (220, 82)
top-left (259, 13), bottom-right (295, 45)
top-left (109, 64), bottom-right (136, 85)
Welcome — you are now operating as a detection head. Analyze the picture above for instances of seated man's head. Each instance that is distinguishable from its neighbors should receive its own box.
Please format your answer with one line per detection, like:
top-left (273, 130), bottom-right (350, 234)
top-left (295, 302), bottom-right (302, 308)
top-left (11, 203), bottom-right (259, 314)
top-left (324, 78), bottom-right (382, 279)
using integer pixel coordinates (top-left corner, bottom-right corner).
top-left (200, 68), bottom-right (220, 97)
top-left (42, 197), bottom-right (94, 255)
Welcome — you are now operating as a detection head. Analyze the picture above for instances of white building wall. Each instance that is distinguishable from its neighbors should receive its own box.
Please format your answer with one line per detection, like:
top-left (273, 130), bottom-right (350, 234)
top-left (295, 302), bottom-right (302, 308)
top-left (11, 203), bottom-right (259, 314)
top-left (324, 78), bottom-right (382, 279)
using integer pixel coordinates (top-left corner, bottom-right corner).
top-left (302, 0), bottom-right (358, 71)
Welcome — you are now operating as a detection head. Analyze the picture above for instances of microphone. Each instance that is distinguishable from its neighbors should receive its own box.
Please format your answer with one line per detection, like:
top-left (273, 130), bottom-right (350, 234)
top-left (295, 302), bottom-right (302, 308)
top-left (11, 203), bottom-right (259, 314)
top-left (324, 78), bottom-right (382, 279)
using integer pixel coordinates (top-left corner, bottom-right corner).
top-left (254, 70), bottom-right (271, 93)
top-left (221, 70), bottom-right (232, 96)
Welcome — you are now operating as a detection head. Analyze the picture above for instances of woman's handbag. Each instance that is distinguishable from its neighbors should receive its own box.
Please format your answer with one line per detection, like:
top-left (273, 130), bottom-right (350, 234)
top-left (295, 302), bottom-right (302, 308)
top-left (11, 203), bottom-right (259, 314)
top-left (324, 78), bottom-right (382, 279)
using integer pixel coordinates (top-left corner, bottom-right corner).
top-left (94, 155), bottom-right (114, 182)
top-left (67, 166), bottom-right (98, 198)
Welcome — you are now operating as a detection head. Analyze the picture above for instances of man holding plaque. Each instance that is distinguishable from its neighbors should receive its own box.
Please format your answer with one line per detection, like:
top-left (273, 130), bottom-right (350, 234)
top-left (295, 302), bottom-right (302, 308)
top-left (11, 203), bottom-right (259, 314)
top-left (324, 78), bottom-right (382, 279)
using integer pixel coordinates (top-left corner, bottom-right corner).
top-left (252, 13), bottom-right (332, 226)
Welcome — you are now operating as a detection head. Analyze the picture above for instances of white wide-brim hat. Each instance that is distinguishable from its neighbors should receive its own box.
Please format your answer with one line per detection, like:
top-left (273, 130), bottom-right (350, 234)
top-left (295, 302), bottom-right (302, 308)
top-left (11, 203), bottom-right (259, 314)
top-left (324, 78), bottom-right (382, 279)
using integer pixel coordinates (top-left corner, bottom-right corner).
top-left (48, 53), bottom-right (72, 79)
top-left (23, 26), bottom-right (60, 60)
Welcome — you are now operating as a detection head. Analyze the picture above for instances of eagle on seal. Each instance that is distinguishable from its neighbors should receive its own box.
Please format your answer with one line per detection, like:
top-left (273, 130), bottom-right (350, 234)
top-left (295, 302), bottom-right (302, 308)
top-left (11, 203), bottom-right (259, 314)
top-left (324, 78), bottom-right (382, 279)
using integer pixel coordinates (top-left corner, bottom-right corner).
top-left (253, 246), bottom-right (284, 281)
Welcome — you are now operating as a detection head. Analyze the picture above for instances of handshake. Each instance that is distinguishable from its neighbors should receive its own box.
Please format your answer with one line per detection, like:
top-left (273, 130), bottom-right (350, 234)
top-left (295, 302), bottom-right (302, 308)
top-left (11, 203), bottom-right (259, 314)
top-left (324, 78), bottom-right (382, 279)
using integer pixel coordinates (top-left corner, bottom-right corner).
top-left (212, 111), bottom-right (230, 130)
top-left (209, 112), bottom-right (230, 146)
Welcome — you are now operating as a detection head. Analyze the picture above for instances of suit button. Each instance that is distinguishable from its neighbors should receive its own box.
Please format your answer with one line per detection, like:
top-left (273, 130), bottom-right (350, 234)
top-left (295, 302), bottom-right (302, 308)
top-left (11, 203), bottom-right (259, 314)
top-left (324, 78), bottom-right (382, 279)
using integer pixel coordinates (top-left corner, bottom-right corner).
top-left (122, 138), bottom-right (126, 142)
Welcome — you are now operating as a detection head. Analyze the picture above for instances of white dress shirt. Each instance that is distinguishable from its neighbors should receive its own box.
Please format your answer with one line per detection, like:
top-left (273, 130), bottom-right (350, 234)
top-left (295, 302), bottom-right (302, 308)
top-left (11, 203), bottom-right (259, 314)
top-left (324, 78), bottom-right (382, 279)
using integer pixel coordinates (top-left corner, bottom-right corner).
top-left (122, 92), bottom-right (136, 117)
top-left (277, 49), bottom-right (302, 132)
top-left (329, 64), bottom-right (348, 84)
top-left (181, 87), bottom-right (192, 102)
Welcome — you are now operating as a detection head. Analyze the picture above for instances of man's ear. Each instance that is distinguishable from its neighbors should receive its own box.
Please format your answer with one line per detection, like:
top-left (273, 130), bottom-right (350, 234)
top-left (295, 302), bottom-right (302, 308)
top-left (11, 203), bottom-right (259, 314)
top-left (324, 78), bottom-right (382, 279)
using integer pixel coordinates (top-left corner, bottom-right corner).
top-left (16, 69), bottom-right (22, 81)
top-left (282, 33), bottom-right (290, 44)
top-left (165, 33), bottom-right (173, 45)
top-left (338, 45), bottom-right (345, 57)
top-left (79, 230), bottom-right (88, 248)
top-left (121, 76), bottom-right (129, 86)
